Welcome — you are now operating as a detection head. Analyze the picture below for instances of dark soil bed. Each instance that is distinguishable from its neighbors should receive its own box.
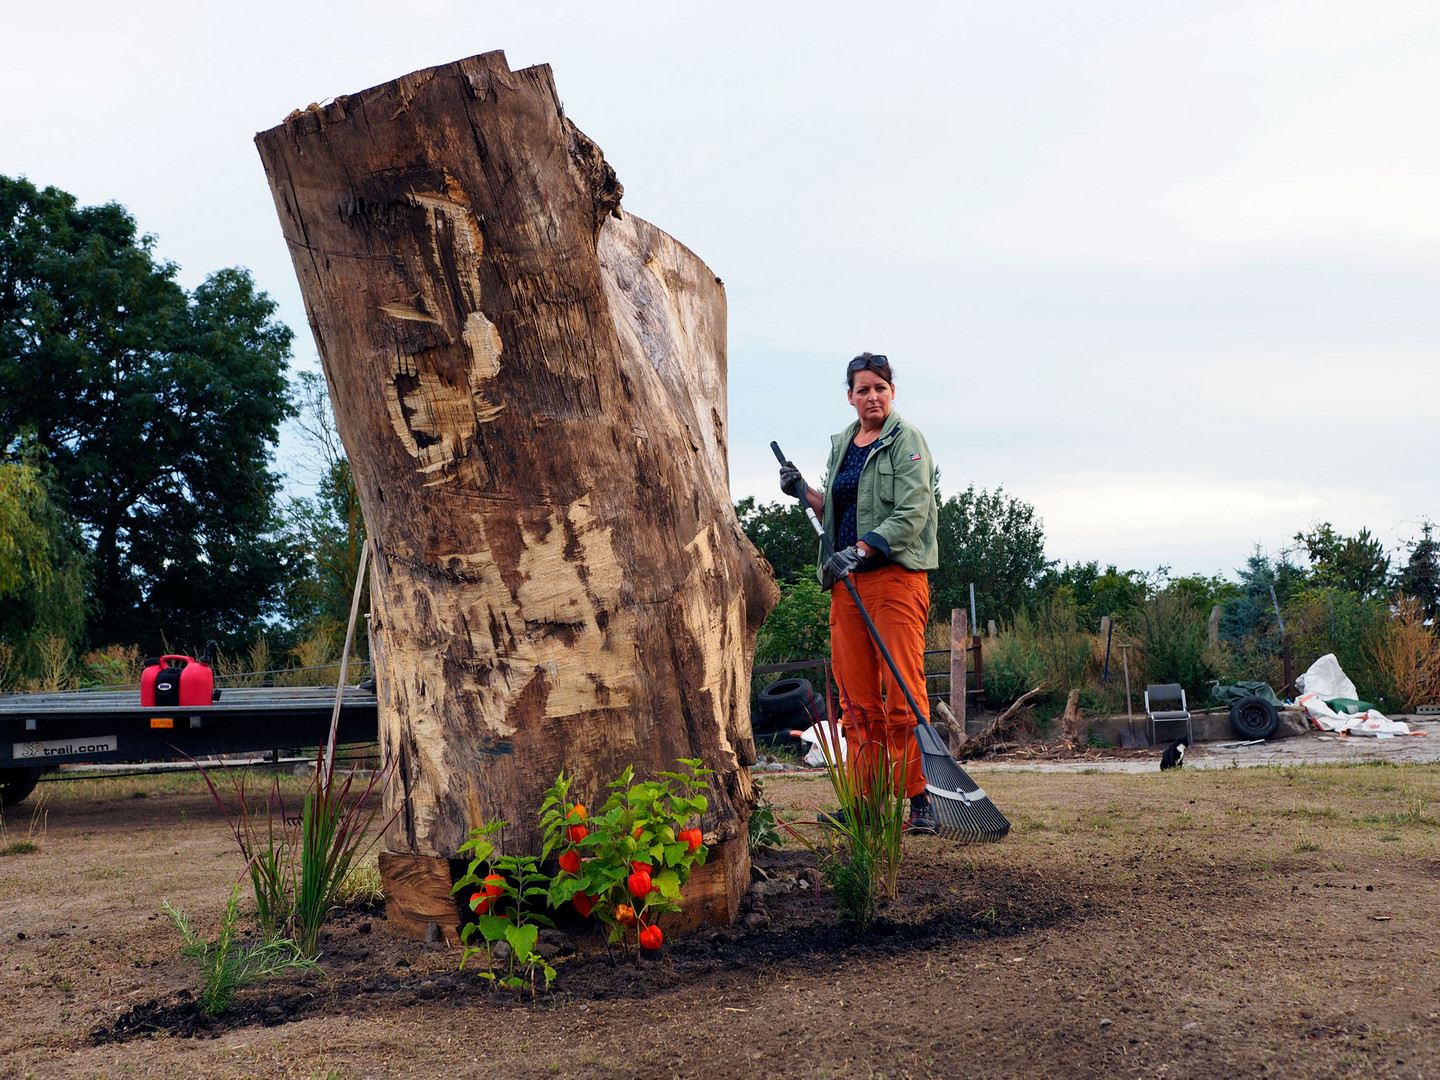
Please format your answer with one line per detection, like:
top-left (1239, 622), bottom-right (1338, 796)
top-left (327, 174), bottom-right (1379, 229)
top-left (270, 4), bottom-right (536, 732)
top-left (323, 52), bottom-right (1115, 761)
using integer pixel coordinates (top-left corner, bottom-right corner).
top-left (90, 845), bottom-right (1077, 1044)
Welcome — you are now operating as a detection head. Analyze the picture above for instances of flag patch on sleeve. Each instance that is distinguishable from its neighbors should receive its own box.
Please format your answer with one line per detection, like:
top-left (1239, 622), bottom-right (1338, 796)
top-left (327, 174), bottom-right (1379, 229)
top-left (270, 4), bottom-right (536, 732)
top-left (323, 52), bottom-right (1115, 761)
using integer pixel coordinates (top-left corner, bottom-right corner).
top-left (909, 452), bottom-right (922, 461)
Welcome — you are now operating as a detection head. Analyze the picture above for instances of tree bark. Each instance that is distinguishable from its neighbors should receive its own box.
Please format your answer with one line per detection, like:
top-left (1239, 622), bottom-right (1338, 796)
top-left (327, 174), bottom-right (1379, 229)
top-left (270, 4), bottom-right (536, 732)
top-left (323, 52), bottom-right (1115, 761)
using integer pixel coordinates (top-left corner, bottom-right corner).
top-left (255, 52), bottom-right (778, 935)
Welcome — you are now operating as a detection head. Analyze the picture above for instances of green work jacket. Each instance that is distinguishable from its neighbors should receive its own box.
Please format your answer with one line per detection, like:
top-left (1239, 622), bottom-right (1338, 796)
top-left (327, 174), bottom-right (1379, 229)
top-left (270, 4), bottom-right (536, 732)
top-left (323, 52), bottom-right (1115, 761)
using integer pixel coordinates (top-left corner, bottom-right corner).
top-left (819, 409), bottom-right (939, 574)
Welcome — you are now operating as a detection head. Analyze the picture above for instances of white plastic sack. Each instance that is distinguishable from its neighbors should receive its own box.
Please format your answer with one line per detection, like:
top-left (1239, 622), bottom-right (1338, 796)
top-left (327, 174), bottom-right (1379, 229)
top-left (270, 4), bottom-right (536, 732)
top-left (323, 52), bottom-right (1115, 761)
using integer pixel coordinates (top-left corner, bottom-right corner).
top-left (1295, 653), bottom-right (1357, 702)
top-left (798, 722), bottom-right (848, 767)
top-left (1297, 693), bottom-right (1410, 736)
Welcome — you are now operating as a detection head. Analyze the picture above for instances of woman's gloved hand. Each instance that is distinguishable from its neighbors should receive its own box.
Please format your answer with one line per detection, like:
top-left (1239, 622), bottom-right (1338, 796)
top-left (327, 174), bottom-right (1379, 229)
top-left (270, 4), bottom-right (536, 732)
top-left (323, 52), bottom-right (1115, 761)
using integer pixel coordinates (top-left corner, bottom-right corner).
top-left (821, 545), bottom-right (865, 589)
top-left (778, 460), bottom-right (804, 498)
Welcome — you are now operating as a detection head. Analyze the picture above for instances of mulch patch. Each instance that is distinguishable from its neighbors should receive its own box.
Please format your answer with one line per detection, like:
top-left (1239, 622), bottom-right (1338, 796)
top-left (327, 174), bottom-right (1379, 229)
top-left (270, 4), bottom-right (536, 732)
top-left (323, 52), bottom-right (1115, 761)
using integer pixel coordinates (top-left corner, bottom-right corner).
top-left (89, 843), bottom-right (1077, 1044)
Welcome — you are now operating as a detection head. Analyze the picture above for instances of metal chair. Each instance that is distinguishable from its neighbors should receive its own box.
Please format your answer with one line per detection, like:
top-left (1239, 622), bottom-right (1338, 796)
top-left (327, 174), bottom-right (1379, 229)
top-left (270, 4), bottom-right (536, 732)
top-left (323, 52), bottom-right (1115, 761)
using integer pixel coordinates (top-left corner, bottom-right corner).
top-left (1144, 683), bottom-right (1192, 745)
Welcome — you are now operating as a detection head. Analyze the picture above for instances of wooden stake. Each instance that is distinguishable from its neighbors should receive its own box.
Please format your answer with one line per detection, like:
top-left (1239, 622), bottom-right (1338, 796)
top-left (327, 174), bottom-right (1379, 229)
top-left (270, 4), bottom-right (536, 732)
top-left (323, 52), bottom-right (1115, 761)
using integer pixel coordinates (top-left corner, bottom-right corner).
top-left (950, 608), bottom-right (969, 736)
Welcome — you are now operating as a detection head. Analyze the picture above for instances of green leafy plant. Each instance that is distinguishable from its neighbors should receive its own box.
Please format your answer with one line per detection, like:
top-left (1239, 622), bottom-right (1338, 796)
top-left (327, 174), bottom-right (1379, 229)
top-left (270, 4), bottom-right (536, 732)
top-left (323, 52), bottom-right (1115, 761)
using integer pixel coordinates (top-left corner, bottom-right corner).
top-left (452, 820), bottom-right (557, 995)
top-left (163, 883), bottom-right (318, 1017)
top-left (541, 761), bottom-right (711, 959)
top-left (748, 780), bottom-right (783, 852)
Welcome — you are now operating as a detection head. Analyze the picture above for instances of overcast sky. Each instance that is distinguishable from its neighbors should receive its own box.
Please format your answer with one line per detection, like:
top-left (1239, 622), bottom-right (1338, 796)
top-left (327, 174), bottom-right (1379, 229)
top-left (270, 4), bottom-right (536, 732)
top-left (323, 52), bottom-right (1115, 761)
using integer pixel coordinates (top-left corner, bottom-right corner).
top-left (6, 0), bottom-right (1438, 583)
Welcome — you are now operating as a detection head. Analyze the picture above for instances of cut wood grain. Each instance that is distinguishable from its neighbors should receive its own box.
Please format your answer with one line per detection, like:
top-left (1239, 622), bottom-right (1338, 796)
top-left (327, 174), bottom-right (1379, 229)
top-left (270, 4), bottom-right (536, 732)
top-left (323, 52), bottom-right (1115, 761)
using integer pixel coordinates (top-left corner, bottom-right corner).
top-left (256, 52), bottom-right (779, 932)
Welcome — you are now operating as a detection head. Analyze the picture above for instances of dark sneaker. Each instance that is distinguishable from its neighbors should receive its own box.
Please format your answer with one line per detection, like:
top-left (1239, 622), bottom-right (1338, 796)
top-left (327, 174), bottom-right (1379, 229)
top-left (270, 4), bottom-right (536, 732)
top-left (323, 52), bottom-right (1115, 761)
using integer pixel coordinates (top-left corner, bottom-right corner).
top-left (904, 806), bottom-right (939, 835)
top-left (816, 809), bottom-right (848, 828)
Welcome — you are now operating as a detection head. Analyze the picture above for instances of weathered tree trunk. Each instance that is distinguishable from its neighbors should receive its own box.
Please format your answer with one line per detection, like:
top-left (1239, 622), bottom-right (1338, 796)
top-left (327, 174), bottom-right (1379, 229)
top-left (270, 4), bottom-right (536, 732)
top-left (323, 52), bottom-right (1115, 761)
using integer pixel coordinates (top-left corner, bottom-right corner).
top-left (255, 52), bottom-right (778, 939)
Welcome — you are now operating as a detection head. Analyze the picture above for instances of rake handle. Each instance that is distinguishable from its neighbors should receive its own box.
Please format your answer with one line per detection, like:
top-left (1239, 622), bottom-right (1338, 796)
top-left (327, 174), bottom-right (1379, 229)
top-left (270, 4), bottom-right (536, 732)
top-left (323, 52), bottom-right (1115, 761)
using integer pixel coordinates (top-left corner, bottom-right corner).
top-left (769, 440), bottom-right (931, 730)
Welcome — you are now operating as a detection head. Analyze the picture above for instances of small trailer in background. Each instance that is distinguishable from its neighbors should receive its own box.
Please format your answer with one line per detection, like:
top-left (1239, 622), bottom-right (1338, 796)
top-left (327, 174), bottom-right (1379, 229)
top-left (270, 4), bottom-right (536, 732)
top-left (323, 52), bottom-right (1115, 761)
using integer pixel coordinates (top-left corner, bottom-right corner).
top-left (0, 684), bottom-right (379, 806)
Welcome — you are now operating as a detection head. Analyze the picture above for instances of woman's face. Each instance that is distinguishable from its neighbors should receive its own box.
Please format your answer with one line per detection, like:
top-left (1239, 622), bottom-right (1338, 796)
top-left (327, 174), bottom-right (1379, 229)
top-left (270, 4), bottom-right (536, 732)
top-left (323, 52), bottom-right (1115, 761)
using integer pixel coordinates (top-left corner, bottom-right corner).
top-left (848, 369), bottom-right (895, 427)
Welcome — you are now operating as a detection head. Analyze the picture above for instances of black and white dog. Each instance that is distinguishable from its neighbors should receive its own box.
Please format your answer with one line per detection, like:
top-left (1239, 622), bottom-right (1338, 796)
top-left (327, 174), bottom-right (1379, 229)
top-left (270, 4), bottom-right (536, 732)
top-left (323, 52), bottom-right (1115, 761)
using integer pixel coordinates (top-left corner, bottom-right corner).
top-left (1159, 734), bottom-right (1190, 771)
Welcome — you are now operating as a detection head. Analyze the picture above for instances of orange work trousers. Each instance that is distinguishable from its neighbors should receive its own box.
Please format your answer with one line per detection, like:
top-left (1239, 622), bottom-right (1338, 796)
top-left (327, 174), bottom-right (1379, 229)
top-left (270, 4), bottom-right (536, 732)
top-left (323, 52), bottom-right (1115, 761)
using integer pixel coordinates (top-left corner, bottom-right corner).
top-left (828, 563), bottom-right (929, 800)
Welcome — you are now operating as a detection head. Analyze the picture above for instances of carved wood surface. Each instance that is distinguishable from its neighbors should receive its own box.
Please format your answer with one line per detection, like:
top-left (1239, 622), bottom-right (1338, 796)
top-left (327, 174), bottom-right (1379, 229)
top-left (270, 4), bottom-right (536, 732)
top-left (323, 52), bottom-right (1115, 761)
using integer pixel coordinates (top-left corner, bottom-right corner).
top-left (255, 53), bottom-right (778, 919)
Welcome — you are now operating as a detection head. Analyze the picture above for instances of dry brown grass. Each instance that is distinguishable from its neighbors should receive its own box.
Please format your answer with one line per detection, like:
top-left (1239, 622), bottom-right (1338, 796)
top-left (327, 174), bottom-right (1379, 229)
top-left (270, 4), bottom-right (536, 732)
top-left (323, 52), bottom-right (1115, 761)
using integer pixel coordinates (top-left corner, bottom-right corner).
top-left (1366, 595), bottom-right (1440, 710)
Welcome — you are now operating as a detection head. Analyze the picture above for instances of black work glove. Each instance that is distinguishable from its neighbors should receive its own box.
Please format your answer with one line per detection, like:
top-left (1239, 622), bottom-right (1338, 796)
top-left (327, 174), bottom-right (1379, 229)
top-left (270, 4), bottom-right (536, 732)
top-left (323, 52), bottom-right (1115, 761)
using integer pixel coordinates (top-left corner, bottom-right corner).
top-left (821, 546), bottom-right (865, 590)
top-left (778, 460), bottom-right (804, 499)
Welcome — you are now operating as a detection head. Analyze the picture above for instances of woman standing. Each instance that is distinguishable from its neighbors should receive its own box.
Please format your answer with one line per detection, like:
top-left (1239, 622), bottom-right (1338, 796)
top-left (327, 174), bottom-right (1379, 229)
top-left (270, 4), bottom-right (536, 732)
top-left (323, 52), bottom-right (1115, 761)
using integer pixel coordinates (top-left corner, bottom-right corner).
top-left (778, 353), bottom-right (940, 833)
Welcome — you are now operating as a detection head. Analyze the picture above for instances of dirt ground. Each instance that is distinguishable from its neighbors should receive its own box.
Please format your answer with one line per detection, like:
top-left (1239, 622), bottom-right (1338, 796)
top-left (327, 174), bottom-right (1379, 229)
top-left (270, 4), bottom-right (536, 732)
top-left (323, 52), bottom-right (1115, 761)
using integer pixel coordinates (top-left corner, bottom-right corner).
top-left (3, 757), bottom-right (1440, 1080)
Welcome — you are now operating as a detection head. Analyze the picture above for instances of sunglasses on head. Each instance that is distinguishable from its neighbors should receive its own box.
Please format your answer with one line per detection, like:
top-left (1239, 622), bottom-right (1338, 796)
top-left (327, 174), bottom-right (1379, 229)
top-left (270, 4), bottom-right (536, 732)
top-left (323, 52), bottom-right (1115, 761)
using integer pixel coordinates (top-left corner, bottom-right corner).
top-left (847, 354), bottom-right (890, 373)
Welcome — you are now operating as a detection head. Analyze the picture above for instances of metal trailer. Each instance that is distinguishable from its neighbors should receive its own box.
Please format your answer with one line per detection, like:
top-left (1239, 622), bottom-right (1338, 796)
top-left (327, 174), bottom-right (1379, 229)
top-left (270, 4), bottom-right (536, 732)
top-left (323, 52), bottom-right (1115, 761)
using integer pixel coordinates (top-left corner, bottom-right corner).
top-left (0, 685), bottom-right (379, 806)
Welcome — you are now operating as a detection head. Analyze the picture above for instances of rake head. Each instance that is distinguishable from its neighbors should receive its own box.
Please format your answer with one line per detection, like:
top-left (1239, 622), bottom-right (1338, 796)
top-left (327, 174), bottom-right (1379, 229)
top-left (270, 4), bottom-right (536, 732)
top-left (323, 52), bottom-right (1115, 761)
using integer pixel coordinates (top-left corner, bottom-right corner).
top-left (915, 722), bottom-right (1010, 842)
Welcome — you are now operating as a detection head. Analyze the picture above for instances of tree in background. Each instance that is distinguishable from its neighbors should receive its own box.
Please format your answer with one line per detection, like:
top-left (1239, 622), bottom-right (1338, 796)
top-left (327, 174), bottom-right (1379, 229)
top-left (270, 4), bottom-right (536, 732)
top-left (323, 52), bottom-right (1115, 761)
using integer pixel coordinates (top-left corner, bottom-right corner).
top-left (283, 372), bottom-right (368, 661)
top-left (1397, 522), bottom-right (1440, 620)
top-left (735, 496), bottom-right (815, 584)
top-left (1294, 522), bottom-right (1391, 599)
top-left (0, 177), bottom-right (295, 652)
top-left (0, 452), bottom-right (88, 685)
top-left (930, 485), bottom-right (1051, 627)
top-left (753, 576), bottom-right (830, 665)
top-left (1033, 561), bottom-right (1154, 631)
top-left (1219, 548), bottom-right (1307, 649)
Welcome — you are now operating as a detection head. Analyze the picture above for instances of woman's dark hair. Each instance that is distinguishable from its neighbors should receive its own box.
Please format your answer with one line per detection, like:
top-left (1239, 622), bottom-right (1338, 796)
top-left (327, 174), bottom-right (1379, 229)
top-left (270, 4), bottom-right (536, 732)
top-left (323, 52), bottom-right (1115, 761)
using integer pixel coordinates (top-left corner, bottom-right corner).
top-left (846, 352), bottom-right (894, 389)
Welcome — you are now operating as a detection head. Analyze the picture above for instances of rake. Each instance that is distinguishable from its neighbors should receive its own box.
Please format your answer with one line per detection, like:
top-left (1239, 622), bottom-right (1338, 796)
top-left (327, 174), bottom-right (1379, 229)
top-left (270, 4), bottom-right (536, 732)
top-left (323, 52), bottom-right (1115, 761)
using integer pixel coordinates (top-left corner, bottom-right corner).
top-left (770, 441), bottom-right (1009, 842)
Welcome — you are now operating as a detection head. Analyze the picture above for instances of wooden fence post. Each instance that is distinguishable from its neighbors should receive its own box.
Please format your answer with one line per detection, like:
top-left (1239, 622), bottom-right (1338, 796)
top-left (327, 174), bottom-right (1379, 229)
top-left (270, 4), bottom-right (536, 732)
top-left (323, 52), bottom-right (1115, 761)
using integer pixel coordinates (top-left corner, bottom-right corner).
top-left (950, 608), bottom-right (968, 735)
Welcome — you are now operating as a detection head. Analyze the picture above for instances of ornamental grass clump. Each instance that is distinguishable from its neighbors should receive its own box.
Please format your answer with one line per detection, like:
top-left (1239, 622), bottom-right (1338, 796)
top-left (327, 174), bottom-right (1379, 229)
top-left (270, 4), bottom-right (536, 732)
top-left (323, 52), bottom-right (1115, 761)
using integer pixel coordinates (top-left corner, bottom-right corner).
top-left (200, 748), bottom-right (397, 959)
top-left (811, 704), bottom-right (908, 934)
top-left (163, 883), bottom-right (318, 1017)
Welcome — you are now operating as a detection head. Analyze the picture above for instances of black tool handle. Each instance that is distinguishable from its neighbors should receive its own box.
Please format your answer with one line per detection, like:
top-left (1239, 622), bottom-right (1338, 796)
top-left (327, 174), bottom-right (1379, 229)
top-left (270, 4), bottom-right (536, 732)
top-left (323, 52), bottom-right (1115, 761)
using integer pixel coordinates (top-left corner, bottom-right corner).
top-left (770, 441), bottom-right (930, 729)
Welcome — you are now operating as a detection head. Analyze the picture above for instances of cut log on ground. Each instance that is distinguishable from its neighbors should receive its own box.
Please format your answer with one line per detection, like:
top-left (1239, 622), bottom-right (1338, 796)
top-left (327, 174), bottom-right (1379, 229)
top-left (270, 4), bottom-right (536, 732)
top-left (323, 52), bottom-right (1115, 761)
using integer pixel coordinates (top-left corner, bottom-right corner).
top-left (255, 52), bottom-right (779, 939)
top-left (1061, 688), bottom-right (1083, 746)
top-left (963, 684), bottom-right (1047, 758)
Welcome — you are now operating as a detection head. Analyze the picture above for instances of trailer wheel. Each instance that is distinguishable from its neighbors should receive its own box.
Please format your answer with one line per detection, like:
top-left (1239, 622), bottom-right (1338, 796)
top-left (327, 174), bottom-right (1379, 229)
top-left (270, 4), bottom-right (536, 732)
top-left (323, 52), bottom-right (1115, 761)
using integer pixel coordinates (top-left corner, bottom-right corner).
top-left (0, 767), bottom-right (42, 808)
top-left (1230, 695), bottom-right (1280, 740)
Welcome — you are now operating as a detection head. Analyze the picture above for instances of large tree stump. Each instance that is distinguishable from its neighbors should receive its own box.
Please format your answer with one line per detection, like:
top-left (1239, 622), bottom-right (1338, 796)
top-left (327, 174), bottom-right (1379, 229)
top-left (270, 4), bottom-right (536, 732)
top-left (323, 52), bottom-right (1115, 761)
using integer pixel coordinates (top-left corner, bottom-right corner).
top-left (255, 52), bottom-right (778, 938)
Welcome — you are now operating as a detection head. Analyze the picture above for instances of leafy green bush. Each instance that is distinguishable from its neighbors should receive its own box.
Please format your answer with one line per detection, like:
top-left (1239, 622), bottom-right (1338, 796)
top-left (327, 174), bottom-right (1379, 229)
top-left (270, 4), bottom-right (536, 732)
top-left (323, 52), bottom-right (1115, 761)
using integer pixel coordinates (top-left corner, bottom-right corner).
top-left (1285, 587), bottom-right (1389, 699)
top-left (755, 577), bottom-right (831, 664)
top-left (1134, 591), bottom-right (1213, 700)
top-left (982, 612), bottom-right (1047, 707)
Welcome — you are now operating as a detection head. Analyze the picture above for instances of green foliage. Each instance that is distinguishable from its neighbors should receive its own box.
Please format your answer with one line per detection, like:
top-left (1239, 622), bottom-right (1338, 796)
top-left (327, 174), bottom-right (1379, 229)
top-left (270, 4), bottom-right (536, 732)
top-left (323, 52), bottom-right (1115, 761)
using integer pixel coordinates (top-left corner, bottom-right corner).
top-left (293, 766), bottom-right (391, 959)
top-left (0, 176), bottom-right (295, 652)
top-left (163, 884), bottom-right (317, 1017)
top-left (755, 577), bottom-right (831, 664)
top-left (1033, 561), bottom-right (1153, 630)
top-left (201, 755), bottom-right (395, 958)
top-left (453, 821), bottom-right (558, 995)
top-left (1033, 595), bottom-right (1090, 695)
top-left (982, 597), bottom-right (1094, 711)
top-left (0, 453), bottom-right (87, 685)
top-left (1397, 523), bottom-right (1440, 620)
top-left (735, 496), bottom-right (817, 584)
top-left (931, 484), bottom-right (1051, 626)
top-left (1219, 549), bottom-right (1306, 649)
top-left (981, 613), bottom-right (1048, 708)
top-left (824, 840), bottom-right (878, 934)
top-left (539, 762), bottom-right (711, 952)
top-left (1295, 523), bottom-right (1391, 599)
top-left (1283, 587), bottom-right (1390, 702)
top-left (748, 780), bottom-right (783, 852)
top-left (812, 725), bottom-right (907, 933)
top-left (283, 372), bottom-right (368, 654)
top-left (1134, 591), bottom-right (1213, 699)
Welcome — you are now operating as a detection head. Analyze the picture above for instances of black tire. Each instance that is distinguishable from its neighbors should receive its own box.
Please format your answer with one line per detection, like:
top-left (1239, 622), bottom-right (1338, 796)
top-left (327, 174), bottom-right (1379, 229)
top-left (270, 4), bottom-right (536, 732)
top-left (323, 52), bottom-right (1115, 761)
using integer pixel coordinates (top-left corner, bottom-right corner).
top-left (1230, 695), bottom-right (1280, 739)
top-left (758, 677), bottom-right (813, 716)
top-left (0, 767), bottom-right (42, 808)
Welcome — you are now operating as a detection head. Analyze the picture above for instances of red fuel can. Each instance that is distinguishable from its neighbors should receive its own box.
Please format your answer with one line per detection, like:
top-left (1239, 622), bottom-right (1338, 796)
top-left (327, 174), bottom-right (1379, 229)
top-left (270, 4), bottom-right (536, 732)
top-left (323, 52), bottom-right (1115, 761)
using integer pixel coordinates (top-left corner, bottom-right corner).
top-left (141, 655), bottom-right (217, 708)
